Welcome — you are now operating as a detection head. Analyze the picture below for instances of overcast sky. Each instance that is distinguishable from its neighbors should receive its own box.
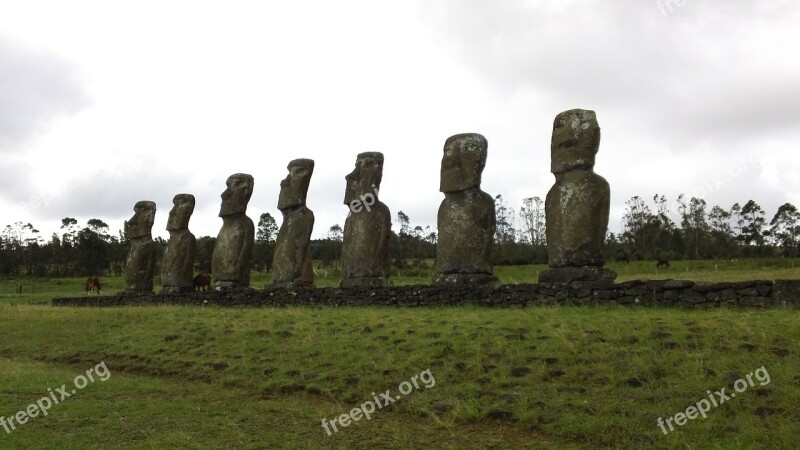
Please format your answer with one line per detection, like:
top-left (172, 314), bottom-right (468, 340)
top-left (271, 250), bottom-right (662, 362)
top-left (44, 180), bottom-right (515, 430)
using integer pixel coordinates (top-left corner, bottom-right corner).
top-left (2, 0), bottom-right (799, 243)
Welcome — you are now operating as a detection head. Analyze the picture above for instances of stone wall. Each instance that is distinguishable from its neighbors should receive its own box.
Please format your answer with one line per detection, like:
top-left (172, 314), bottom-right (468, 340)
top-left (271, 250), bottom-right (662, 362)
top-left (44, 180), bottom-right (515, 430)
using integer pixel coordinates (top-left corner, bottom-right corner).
top-left (52, 279), bottom-right (800, 308)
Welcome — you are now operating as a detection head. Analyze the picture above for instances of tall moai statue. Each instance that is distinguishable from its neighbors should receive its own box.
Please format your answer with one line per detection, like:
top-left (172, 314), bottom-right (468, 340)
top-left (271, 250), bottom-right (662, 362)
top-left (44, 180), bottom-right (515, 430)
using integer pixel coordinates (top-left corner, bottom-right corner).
top-left (161, 194), bottom-right (196, 293)
top-left (433, 133), bottom-right (498, 286)
top-left (539, 109), bottom-right (616, 284)
top-left (341, 152), bottom-right (391, 288)
top-left (123, 201), bottom-right (156, 291)
top-left (270, 159), bottom-right (315, 289)
top-left (211, 174), bottom-right (255, 290)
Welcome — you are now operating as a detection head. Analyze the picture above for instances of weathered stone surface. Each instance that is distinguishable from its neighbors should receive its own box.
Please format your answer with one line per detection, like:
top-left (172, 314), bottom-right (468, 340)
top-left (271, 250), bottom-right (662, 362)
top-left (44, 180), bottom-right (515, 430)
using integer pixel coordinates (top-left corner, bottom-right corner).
top-left (270, 159), bottom-right (315, 289)
top-left (740, 296), bottom-right (770, 308)
top-left (161, 194), bottom-right (196, 293)
top-left (55, 278), bottom-right (800, 309)
top-left (212, 174), bottom-right (255, 289)
top-left (663, 280), bottom-right (694, 290)
top-left (545, 109), bottom-right (609, 269)
top-left (434, 133), bottom-right (497, 285)
top-left (550, 109), bottom-right (601, 174)
top-left (692, 282), bottom-right (730, 293)
top-left (538, 266), bottom-right (616, 285)
top-left (432, 273), bottom-right (498, 287)
top-left (123, 201), bottom-right (156, 291)
top-left (341, 277), bottom-right (390, 288)
top-left (773, 280), bottom-right (800, 307)
top-left (341, 152), bottom-right (391, 287)
top-left (680, 290), bottom-right (705, 304)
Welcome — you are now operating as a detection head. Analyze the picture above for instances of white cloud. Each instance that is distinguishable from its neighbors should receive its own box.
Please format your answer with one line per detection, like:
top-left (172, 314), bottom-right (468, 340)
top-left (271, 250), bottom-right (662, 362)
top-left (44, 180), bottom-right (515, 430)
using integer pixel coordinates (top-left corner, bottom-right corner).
top-left (1, 0), bottom-right (798, 241)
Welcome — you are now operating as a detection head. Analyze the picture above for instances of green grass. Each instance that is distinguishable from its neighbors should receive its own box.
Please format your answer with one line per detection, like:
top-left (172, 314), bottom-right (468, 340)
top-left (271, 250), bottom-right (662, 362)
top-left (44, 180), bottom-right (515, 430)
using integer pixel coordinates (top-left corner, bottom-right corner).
top-left (1, 259), bottom-right (799, 448)
top-left (1, 358), bottom-right (547, 449)
top-left (1, 304), bottom-right (799, 449)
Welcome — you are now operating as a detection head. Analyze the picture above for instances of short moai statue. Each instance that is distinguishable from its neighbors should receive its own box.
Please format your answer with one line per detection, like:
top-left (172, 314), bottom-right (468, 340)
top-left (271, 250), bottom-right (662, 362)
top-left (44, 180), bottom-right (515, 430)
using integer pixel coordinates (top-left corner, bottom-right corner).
top-left (539, 109), bottom-right (616, 284)
top-left (341, 152), bottom-right (391, 288)
top-left (211, 174), bottom-right (255, 290)
top-left (433, 133), bottom-right (498, 286)
top-left (123, 201), bottom-right (157, 291)
top-left (161, 194), bottom-right (197, 293)
top-left (269, 159), bottom-right (315, 289)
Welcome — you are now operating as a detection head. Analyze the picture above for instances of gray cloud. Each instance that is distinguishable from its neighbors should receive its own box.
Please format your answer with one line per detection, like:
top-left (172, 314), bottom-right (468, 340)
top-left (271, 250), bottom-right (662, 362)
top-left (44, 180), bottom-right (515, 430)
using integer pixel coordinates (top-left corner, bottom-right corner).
top-left (42, 169), bottom-right (213, 224)
top-left (422, 0), bottom-right (800, 146)
top-left (0, 35), bottom-right (89, 150)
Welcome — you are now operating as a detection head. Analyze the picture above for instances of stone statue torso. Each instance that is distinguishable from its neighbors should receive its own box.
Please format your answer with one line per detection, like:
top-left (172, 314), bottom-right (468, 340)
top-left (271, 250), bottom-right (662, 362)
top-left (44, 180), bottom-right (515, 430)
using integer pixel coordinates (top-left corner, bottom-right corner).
top-left (341, 201), bottom-right (391, 279)
top-left (273, 206), bottom-right (315, 284)
top-left (162, 230), bottom-right (196, 288)
top-left (436, 188), bottom-right (495, 274)
top-left (545, 170), bottom-right (609, 267)
top-left (212, 214), bottom-right (254, 284)
top-left (124, 237), bottom-right (156, 290)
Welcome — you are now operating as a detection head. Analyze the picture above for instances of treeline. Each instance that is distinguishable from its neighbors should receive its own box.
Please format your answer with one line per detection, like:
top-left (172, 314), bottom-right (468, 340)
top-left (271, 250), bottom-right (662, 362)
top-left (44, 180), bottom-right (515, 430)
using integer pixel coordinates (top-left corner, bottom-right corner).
top-left (607, 195), bottom-right (800, 260)
top-left (2, 194), bottom-right (798, 277)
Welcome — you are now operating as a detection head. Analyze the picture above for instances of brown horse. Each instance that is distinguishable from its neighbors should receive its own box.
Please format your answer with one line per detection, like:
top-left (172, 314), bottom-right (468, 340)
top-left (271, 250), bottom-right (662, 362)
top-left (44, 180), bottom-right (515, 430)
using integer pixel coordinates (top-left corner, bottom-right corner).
top-left (85, 277), bottom-right (101, 295)
top-left (193, 273), bottom-right (212, 291)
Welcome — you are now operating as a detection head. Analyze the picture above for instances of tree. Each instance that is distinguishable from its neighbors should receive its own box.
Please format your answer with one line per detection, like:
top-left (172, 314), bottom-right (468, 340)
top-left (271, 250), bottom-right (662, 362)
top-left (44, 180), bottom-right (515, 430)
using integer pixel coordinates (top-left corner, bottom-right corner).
top-left (257, 213), bottom-right (278, 243)
top-left (60, 217), bottom-right (79, 245)
top-left (75, 221), bottom-right (111, 276)
top-left (1, 222), bottom-right (27, 275)
top-left (195, 236), bottom-right (216, 273)
top-left (50, 233), bottom-right (64, 276)
top-left (494, 195), bottom-right (516, 264)
top-left (519, 196), bottom-right (545, 246)
top-left (708, 205), bottom-right (738, 257)
top-left (730, 203), bottom-right (743, 237)
top-left (20, 223), bottom-right (43, 275)
top-left (422, 225), bottom-right (437, 259)
top-left (621, 196), bottom-right (656, 258)
top-left (395, 211), bottom-right (410, 267)
top-left (709, 206), bottom-right (733, 235)
top-left (769, 203), bottom-right (800, 256)
top-left (58, 217), bottom-right (80, 275)
top-left (87, 219), bottom-right (111, 242)
top-left (678, 196), bottom-right (709, 259)
top-left (253, 213), bottom-right (279, 273)
top-left (739, 200), bottom-right (766, 246)
top-left (322, 224), bottom-right (343, 267)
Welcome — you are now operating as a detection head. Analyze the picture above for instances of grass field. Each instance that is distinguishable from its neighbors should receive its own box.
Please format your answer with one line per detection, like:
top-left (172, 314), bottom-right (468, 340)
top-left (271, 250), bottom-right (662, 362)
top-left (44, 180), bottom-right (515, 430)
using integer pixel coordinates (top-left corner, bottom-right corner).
top-left (1, 259), bottom-right (799, 449)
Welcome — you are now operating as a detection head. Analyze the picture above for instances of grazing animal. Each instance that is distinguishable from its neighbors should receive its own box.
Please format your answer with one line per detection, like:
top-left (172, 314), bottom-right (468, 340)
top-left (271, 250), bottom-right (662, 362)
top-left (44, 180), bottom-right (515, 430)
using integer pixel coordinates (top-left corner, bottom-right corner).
top-left (615, 255), bottom-right (630, 264)
top-left (656, 260), bottom-right (670, 269)
top-left (85, 277), bottom-right (101, 295)
top-left (729, 256), bottom-right (738, 263)
top-left (193, 273), bottom-right (212, 291)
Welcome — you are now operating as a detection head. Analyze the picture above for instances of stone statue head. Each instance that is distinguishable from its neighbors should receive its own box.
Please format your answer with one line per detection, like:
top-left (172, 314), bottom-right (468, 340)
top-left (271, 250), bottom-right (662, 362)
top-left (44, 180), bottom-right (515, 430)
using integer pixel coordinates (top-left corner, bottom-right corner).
top-left (440, 133), bottom-right (487, 193)
top-left (219, 173), bottom-right (254, 217)
top-left (344, 152), bottom-right (383, 205)
top-left (125, 200), bottom-right (156, 239)
top-left (167, 194), bottom-right (195, 231)
top-left (551, 109), bottom-right (600, 174)
top-left (278, 158), bottom-right (314, 210)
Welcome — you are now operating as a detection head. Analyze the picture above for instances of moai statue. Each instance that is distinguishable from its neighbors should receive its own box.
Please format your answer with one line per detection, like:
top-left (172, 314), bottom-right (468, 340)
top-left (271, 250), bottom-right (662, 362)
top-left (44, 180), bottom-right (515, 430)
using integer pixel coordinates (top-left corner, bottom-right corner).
top-left (269, 159), bottom-right (315, 289)
top-left (123, 201), bottom-right (156, 291)
top-left (161, 194), bottom-right (197, 293)
top-left (433, 133), bottom-right (497, 286)
top-left (340, 152), bottom-right (391, 288)
top-left (539, 109), bottom-right (616, 284)
top-left (211, 174), bottom-right (255, 290)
